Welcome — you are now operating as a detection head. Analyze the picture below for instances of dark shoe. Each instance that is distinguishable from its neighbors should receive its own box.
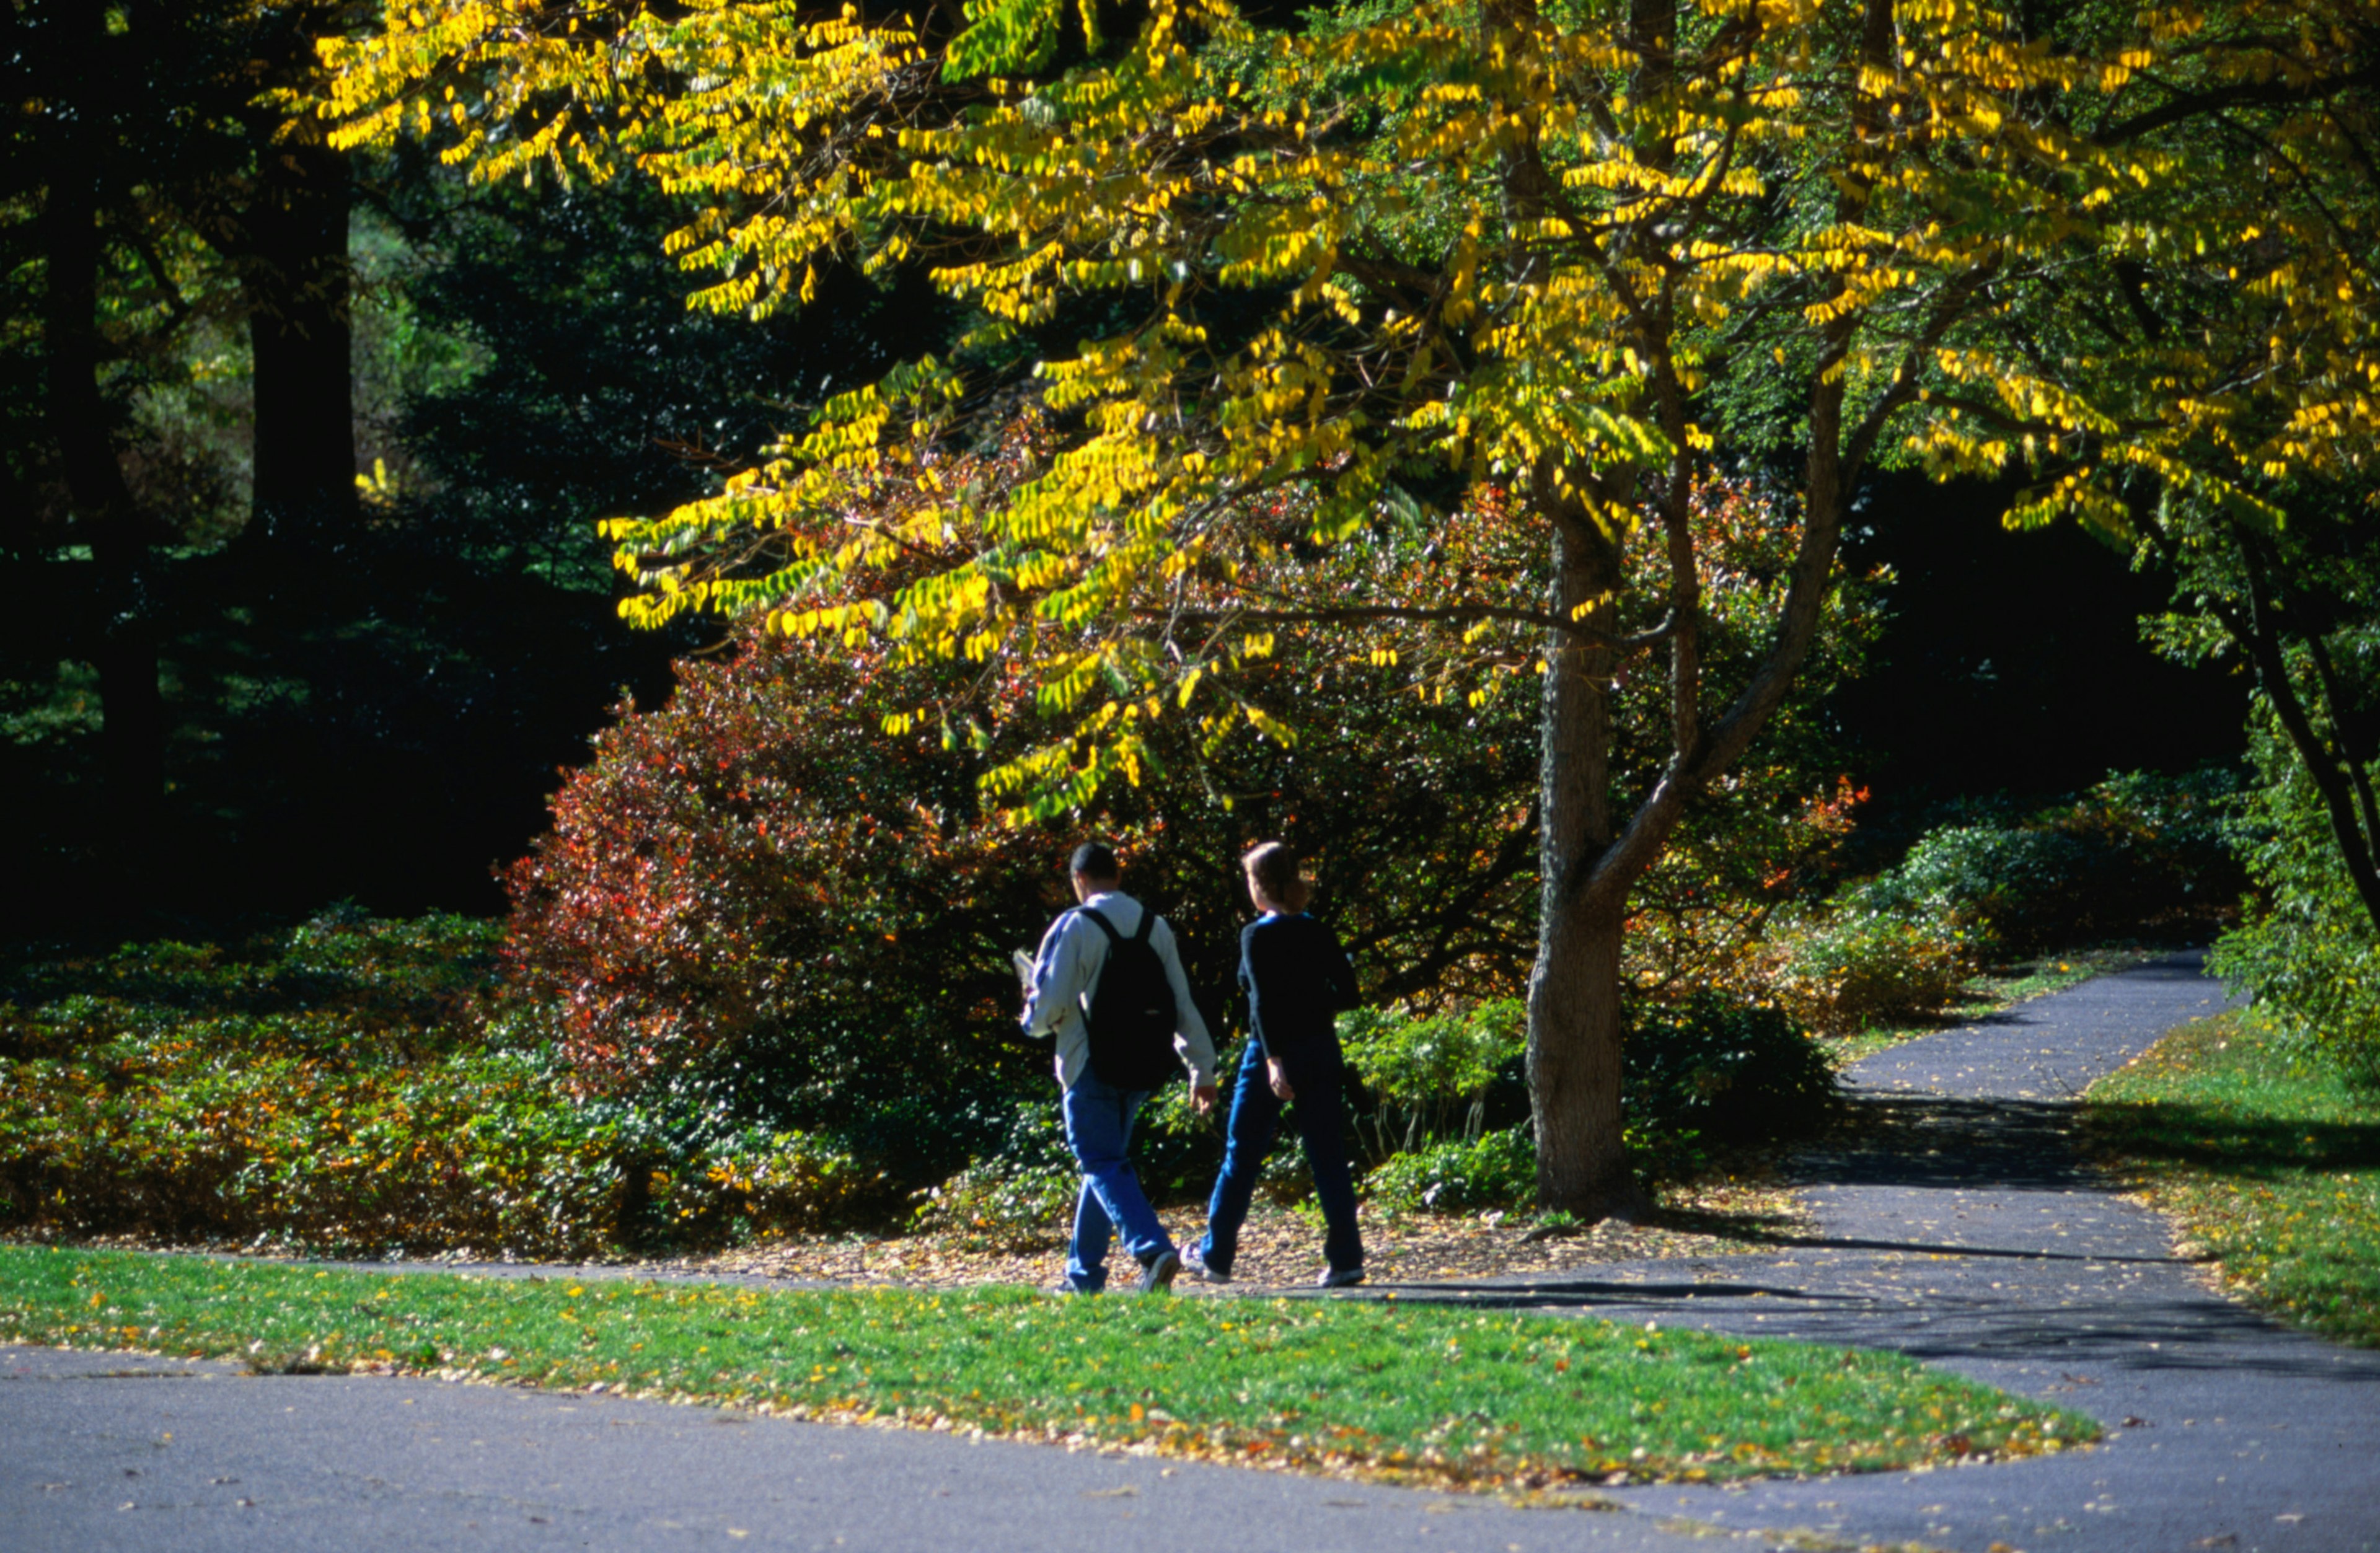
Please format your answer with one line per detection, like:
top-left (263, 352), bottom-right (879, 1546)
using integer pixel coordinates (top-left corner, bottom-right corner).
top-left (1137, 1247), bottom-right (1182, 1295)
top-left (1183, 1244), bottom-right (1232, 1284)
top-left (1316, 1266), bottom-right (1364, 1289)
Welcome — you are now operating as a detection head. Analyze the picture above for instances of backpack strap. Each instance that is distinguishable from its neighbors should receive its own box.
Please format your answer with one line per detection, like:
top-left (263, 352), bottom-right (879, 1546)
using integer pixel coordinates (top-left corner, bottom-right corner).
top-left (1078, 905), bottom-right (1157, 945)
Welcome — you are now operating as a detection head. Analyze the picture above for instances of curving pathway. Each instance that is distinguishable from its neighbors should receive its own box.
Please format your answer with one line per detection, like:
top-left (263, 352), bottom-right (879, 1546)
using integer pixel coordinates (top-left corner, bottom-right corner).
top-left (1404, 953), bottom-right (2380, 1553)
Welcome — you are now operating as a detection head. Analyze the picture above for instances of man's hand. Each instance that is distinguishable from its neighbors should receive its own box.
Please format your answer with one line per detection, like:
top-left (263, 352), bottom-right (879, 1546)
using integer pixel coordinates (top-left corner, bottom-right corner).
top-left (1192, 1083), bottom-right (1219, 1115)
top-left (1266, 1058), bottom-right (1295, 1102)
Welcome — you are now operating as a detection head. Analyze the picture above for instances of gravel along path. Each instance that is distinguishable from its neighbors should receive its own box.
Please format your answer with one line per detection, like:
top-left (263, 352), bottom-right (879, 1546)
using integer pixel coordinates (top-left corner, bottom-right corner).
top-left (1378, 953), bottom-right (2380, 1553)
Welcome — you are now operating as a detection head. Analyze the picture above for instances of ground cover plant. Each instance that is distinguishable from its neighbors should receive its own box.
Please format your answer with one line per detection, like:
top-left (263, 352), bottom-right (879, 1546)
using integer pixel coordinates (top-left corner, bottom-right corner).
top-left (2086, 1013), bottom-right (2380, 1348)
top-left (0, 907), bottom-right (2136, 1259)
top-left (0, 760), bottom-right (2221, 1260)
top-left (0, 910), bottom-right (1805, 1260)
top-left (0, 1245), bottom-right (2094, 1490)
top-left (0, 915), bottom-right (878, 1256)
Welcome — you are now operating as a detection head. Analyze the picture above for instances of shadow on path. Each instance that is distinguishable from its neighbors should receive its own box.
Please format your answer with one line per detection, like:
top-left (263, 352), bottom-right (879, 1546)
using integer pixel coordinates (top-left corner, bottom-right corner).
top-left (1455, 954), bottom-right (2380, 1552)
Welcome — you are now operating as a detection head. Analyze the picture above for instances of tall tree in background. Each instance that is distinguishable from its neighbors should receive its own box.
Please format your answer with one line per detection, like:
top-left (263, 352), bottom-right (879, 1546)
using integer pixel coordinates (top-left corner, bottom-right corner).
top-left (326, 0), bottom-right (2154, 1216)
top-left (229, 2), bottom-right (364, 553)
top-left (4, 0), bottom-right (367, 831)
top-left (6, 0), bottom-right (230, 834)
top-left (1916, 0), bottom-right (2380, 930)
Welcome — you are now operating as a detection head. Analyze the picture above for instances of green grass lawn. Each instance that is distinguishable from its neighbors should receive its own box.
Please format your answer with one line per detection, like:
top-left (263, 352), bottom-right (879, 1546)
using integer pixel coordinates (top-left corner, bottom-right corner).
top-left (2086, 1011), bottom-right (2380, 1347)
top-left (0, 1246), bottom-right (2092, 1491)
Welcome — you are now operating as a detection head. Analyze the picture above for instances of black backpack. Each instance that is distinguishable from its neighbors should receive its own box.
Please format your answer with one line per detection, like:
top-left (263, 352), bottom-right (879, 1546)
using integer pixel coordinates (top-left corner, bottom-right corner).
top-left (1077, 906), bottom-right (1180, 1091)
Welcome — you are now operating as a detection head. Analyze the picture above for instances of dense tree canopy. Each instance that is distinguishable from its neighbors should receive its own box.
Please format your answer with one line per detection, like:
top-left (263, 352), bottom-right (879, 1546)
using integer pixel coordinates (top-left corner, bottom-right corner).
top-left (322, 0), bottom-right (2194, 1214)
top-left (1913, 0), bottom-right (2380, 931)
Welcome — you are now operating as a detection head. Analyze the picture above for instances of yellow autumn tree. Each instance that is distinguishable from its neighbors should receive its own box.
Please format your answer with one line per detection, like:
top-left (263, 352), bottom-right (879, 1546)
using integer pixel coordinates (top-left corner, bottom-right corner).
top-left (1913, 0), bottom-right (2380, 929)
top-left (324, 0), bottom-right (2162, 1216)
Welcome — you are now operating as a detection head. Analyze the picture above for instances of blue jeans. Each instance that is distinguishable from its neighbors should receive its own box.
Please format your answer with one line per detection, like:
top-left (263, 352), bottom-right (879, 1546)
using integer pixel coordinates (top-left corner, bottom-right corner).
top-left (1200, 1042), bottom-right (1364, 1277)
top-left (1060, 1071), bottom-right (1175, 1292)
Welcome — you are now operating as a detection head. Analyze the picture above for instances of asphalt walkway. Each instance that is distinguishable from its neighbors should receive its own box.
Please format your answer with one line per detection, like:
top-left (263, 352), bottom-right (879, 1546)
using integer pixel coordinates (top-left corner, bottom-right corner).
top-left (6, 953), bottom-right (2374, 1552)
top-left (1419, 954), bottom-right (2380, 1553)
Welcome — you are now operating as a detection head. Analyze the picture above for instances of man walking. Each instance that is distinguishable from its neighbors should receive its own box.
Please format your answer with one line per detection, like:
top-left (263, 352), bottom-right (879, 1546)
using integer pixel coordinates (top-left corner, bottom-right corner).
top-left (1023, 843), bottom-right (1217, 1294)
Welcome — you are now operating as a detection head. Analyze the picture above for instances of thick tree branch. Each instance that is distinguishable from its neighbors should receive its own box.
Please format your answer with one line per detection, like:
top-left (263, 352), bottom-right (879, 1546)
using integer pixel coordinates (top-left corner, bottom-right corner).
top-left (2304, 629), bottom-right (2380, 889)
top-left (1140, 601), bottom-right (1678, 652)
top-left (2231, 522), bottom-right (2380, 930)
top-left (2099, 61), bottom-right (2380, 147)
top-left (1566, 0), bottom-right (1903, 922)
top-left (1354, 810), bottom-right (1540, 1003)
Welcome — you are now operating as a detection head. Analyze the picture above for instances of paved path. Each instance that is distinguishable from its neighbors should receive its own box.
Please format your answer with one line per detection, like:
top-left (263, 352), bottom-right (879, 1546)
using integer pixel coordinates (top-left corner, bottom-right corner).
top-left (1411, 954), bottom-right (2380, 1553)
top-left (0, 1342), bottom-right (1728, 1553)
top-left (6, 954), bottom-right (2376, 1552)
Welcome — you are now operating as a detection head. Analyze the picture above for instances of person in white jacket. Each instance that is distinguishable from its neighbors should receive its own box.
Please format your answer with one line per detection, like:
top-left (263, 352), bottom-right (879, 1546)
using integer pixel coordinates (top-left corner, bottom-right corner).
top-left (1022, 842), bottom-right (1217, 1293)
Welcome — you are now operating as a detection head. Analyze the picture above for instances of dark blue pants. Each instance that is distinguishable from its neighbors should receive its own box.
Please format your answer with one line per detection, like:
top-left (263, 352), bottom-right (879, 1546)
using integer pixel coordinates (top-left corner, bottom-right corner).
top-left (1199, 1042), bottom-right (1364, 1276)
top-left (1061, 1072), bottom-right (1171, 1293)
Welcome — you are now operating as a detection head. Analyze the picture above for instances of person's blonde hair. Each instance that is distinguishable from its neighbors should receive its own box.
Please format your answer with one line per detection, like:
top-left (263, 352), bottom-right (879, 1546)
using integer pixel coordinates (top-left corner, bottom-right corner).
top-left (1241, 840), bottom-right (1310, 912)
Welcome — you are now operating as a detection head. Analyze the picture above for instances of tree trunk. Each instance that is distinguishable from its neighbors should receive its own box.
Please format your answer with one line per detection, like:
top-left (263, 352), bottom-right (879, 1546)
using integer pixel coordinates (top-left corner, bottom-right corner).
top-left (42, 42), bottom-right (165, 843)
top-left (2229, 522), bottom-right (2380, 931)
top-left (240, 131), bottom-right (355, 550)
top-left (1525, 510), bottom-right (1646, 1220)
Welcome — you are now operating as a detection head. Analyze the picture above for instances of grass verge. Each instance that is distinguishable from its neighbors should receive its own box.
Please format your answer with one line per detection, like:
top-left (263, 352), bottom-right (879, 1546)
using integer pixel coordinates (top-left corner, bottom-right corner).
top-left (0, 1246), bottom-right (2092, 1490)
top-left (2086, 1011), bottom-right (2380, 1347)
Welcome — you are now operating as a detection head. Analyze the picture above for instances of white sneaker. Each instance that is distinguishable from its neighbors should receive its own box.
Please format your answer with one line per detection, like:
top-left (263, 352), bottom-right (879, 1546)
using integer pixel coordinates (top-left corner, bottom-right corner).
top-left (1183, 1244), bottom-right (1232, 1284)
top-left (1316, 1267), bottom-right (1364, 1289)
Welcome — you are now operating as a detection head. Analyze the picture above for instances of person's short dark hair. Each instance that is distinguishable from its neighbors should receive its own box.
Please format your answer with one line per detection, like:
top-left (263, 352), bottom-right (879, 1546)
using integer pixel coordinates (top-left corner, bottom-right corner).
top-left (1069, 842), bottom-right (1121, 880)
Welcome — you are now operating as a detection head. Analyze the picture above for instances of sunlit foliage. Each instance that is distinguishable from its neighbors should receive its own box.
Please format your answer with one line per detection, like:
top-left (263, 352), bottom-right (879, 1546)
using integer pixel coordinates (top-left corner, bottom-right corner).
top-left (320, 0), bottom-right (2149, 809)
top-left (320, 0), bottom-right (2185, 1209)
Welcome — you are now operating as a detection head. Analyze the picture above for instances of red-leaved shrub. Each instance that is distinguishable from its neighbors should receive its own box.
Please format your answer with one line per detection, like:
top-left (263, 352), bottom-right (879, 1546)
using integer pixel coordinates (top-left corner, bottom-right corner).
top-left (501, 625), bottom-right (1073, 1185)
top-left (499, 431), bottom-right (1875, 1213)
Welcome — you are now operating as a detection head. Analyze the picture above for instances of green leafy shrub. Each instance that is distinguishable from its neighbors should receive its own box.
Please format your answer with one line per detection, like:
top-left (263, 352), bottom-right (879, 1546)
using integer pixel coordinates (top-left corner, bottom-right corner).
top-left (1840, 768), bottom-right (2242, 956)
top-left (658, 1126), bottom-right (880, 1238)
top-left (1759, 768), bottom-right (2243, 1032)
top-left (1342, 990), bottom-right (1833, 1210)
top-left (2211, 750), bottom-right (2380, 1084)
top-left (2216, 920), bottom-right (2380, 1086)
top-left (1768, 908), bottom-right (1975, 1032)
top-left (909, 1104), bottom-right (1079, 1250)
top-left (1860, 824), bottom-right (2095, 948)
top-left (1622, 993), bottom-right (1837, 1143)
top-left (1364, 1127), bottom-right (1537, 1214)
top-left (1340, 998), bottom-right (1525, 1159)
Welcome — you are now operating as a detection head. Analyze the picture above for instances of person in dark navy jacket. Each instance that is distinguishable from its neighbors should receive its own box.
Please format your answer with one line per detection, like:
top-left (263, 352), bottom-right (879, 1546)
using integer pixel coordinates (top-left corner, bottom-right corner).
top-left (1184, 841), bottom-right (1365, 1288)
